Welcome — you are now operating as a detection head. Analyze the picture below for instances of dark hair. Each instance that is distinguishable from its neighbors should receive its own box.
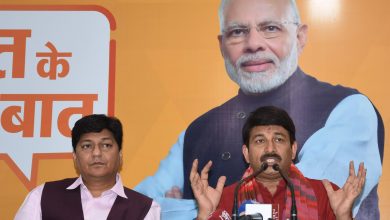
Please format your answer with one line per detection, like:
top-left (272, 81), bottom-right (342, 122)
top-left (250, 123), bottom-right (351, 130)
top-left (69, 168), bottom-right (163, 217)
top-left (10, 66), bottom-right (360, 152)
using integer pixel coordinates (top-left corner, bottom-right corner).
top-left (242, 106), bottom-right (296, 147)
top-left (71, 114), bottom-right (123, 151)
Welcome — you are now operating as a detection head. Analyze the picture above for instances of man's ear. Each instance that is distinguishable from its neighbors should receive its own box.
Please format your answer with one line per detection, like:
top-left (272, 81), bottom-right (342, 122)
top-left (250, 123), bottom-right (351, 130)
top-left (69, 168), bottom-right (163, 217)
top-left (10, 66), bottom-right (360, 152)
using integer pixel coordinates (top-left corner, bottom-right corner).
top-left (291, 141), bottom-right (298, 160)
top-left (242, 145), bottom-right (250, 163)
top-left (218, 34), bottom-right (225, 57)
top-left (72, 152), bottom-right (80, 174)
top-left (119, 150), bottom-right (123, 170)
top-left (296, 24), bottom-right (308, 55)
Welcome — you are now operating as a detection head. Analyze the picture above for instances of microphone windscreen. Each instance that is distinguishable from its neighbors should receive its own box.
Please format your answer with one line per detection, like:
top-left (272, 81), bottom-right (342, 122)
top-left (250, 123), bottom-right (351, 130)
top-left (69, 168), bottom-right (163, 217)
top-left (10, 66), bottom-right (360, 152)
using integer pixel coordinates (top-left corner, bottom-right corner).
top-left (272, 163), bottom-right (279, 171)
top-left (238, 200), bottom-right (259, 216)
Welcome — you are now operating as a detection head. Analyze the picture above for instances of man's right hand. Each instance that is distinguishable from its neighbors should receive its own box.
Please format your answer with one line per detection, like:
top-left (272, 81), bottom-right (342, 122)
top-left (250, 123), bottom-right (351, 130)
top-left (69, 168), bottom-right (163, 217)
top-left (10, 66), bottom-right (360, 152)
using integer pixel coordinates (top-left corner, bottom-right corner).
top-left (190, 159), bottom-right (226, 220)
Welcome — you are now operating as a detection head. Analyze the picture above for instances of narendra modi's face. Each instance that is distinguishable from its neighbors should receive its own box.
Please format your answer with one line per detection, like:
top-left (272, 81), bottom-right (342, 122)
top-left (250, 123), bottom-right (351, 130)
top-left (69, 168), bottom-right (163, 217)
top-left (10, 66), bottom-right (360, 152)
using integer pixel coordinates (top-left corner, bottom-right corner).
top-left (218, 0), bottom-right (307, 94)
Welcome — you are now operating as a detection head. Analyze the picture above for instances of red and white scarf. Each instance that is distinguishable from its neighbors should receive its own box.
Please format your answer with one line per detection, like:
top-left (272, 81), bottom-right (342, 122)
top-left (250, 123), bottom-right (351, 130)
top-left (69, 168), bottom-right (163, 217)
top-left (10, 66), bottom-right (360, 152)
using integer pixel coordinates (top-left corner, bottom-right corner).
top-left (238, 164), bottom-right (319, 220)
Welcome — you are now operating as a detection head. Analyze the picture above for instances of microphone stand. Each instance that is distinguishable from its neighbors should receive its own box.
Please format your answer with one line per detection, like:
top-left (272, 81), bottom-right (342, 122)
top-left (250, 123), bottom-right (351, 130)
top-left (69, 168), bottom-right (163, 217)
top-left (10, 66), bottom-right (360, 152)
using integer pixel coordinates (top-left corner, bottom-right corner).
top-left (272, 164), bottom-right (298, 220)
top-left (232, 163), bottom-right (268, 220)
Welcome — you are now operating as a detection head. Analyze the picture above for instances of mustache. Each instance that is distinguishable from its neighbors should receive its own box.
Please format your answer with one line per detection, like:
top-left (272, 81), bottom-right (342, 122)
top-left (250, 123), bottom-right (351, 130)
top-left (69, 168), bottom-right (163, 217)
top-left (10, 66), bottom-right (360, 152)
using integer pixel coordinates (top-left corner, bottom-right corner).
top-left (90, 161), bottom-right (105, 165)
top-left (260, 153), bottom-right (282, 162)
top-left (236, 51), bottom-right (279, 68)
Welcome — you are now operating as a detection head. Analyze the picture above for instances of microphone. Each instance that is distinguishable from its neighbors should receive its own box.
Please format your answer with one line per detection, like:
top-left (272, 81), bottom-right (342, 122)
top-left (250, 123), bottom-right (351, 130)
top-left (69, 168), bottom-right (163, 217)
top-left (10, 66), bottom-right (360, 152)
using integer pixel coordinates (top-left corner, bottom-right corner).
top-left (232, 163), bottom-right (268, 220)
top-left (272, 164), bottom-right (297, 220)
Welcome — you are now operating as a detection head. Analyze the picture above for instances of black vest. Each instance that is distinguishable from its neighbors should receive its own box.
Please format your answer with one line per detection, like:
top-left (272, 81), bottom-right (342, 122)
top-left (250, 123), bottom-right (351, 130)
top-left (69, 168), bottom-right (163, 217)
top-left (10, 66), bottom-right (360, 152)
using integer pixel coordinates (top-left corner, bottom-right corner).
top-left (41, 178), bottom-right (153, 220)
top-left (182, 69), bottom-right (384, 219)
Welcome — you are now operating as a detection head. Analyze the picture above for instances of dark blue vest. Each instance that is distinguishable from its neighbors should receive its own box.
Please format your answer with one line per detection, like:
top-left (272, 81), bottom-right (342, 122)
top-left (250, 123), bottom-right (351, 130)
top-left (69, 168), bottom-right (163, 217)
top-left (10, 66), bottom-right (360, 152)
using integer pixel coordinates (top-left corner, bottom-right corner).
top-left (41, 178), bottom-right (153, 220)
top-left (182, 69), bottom-right (384, 219)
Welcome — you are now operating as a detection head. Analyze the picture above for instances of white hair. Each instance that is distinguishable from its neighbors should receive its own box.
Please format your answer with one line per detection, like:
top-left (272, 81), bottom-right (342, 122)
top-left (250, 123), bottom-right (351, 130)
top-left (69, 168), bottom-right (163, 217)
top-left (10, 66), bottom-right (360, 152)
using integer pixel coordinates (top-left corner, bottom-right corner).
top-left (224, 38), bottom-right (299, 94)
top-left (218, 0), bottom-right (301, 33)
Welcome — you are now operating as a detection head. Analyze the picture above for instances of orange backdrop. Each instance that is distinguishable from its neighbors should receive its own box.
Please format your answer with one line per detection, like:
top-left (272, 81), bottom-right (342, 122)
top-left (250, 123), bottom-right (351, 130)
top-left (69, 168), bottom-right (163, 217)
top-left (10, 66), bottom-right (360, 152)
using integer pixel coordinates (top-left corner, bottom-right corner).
top-left (1, 0), bottom-right (389, 219)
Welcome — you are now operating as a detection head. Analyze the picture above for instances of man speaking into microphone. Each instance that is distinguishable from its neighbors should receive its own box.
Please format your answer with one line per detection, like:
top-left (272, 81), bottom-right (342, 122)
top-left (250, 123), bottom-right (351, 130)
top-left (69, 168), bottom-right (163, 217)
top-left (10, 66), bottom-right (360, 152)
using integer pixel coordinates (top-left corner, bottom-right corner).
top-left (190, 106), bottom-right (366, 220)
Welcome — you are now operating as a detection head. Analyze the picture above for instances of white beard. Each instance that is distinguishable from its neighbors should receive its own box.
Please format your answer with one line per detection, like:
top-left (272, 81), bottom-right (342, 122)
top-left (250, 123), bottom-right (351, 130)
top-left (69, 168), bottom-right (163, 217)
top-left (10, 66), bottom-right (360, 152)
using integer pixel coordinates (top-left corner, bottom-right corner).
top-left (224, 42), bottom-right (299, 94)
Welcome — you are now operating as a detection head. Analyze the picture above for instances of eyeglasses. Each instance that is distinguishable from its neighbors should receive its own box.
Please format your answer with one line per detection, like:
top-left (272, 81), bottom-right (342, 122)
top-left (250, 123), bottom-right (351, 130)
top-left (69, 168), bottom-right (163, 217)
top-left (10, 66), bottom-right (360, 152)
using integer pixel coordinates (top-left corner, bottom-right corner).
top-left (222, 21), bottom-right (299, 43)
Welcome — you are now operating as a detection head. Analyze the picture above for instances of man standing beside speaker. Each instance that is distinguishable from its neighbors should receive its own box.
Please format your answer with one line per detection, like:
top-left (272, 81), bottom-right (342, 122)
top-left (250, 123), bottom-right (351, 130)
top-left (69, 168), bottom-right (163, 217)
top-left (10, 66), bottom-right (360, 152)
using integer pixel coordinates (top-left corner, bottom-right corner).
top-left (190, 106), bottom-right (366, 220)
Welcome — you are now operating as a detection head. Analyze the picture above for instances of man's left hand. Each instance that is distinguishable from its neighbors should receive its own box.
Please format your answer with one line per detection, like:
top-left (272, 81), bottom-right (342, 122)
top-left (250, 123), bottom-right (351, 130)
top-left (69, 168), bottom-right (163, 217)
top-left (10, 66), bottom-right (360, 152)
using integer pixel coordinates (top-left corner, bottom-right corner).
top-left (322, 161), bottom-right (366, 220)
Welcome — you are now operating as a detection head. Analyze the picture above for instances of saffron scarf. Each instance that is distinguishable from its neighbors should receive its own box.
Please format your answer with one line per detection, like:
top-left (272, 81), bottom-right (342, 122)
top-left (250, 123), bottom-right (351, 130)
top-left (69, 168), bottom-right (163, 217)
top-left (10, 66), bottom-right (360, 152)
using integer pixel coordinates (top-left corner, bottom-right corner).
top-left (238, 164), bottom-right (319, 220)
